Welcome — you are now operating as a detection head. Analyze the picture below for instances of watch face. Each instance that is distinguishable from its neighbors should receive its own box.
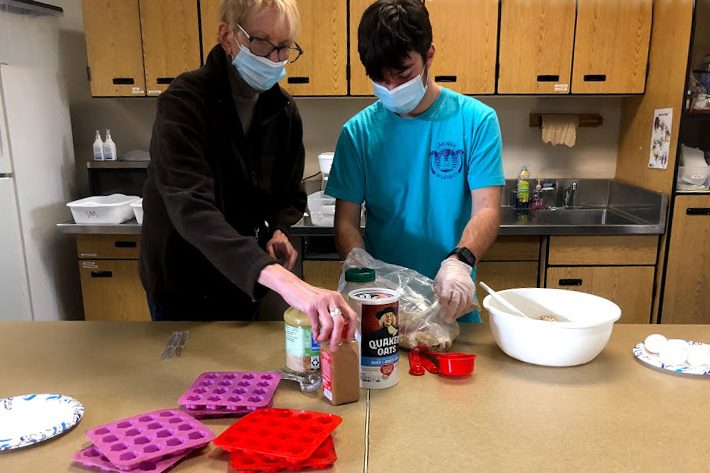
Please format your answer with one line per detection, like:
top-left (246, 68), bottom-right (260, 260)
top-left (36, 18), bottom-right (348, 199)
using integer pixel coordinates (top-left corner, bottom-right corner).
top-left (458, 247), bottom-right (476, 266)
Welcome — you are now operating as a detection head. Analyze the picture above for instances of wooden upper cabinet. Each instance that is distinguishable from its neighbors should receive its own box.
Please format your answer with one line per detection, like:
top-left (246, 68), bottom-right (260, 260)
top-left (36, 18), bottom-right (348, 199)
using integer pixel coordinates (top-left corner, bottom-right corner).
top-left (199, 0), bottom-right (222, 62)
top-left (427, 0), bottom-right (498, 95)
top-left (572, 0), bottom-right (652, 94)
top-left (139, 0), bottom-right (201, 96)
top-left (498, 0), bottom-right (576, 94)
top-left (350, 0), bottom-right (498, 96)
top-left (81, 0), bottom-right (146, 97)
top-left (284, 0), bottom-right (348, 96)
top-left (349, 0), bottom-right (374, 96)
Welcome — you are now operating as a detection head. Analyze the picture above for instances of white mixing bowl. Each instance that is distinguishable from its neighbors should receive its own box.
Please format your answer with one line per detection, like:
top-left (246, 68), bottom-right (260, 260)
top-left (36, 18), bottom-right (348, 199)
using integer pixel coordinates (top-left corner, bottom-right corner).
top-left (483, 288), bottom-right (621, 367)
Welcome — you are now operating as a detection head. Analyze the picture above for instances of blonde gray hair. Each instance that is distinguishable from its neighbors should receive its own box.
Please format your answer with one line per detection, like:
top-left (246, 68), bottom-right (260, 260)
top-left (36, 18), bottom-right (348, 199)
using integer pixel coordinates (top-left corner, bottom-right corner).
top-left (219, 0), bottom-right (301, 40)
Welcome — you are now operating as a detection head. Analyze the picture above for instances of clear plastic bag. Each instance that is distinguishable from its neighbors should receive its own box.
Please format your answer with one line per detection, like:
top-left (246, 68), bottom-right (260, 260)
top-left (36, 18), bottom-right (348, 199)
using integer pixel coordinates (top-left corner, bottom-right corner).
top-left (339, 248), bottom-right (460, 352)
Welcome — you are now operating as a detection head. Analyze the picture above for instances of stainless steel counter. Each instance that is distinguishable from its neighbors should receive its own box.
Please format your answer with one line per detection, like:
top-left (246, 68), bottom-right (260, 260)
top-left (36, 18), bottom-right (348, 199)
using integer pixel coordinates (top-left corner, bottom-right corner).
top-left (57, 180), bottom-right (668, 236)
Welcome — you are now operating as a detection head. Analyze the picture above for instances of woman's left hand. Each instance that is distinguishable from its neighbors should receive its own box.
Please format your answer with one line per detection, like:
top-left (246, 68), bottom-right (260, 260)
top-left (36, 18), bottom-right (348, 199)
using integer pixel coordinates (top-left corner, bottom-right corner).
top-left (266, 229), bottom-right (298, 271)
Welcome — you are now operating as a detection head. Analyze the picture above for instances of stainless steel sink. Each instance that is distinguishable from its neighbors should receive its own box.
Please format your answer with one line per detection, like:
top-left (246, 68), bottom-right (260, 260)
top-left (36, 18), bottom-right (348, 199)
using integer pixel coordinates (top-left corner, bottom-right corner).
top-left (500, 207), bottom-right (642, 226)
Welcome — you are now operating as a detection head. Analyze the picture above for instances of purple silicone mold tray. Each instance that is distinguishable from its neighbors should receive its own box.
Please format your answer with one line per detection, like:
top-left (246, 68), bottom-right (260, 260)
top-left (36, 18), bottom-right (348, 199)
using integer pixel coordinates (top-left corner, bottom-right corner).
top-left (85, 409), bottom-right (215, 470)
top-left (177, 371), bottom-right (281, 410)
top-left (182, 400), bottom-right (274, 419)
top-left (73, 444), bottom-right (189, 473)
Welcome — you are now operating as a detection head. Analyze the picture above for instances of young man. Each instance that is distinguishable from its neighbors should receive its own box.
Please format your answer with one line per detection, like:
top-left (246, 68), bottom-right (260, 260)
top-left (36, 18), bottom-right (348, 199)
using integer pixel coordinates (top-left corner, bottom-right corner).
top-left (141, 0), bottom-right (355, 349)
top-left (326, 0), bottom-right (504, 323)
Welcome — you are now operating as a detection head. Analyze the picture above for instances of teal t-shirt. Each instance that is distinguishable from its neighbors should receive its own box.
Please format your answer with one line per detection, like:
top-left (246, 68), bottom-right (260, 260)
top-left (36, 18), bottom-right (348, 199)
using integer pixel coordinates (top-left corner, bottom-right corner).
top-left (326, 88), bottom-right (504, 322)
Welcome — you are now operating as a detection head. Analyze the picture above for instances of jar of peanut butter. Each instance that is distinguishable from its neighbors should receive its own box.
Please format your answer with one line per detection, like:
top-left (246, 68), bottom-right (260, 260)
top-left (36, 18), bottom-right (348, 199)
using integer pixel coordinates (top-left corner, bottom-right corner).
top-left (284, 307), bottom-right (320, 374)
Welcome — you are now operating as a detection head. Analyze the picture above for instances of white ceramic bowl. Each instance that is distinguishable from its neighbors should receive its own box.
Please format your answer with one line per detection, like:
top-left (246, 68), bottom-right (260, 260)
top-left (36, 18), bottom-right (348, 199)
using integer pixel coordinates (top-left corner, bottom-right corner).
top-left (483, 288), bottom-right (621, 367)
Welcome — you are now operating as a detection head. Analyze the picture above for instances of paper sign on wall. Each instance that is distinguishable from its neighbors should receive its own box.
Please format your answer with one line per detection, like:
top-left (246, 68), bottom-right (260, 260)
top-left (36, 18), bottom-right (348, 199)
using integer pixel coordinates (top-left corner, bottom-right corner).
top-left (648, 108), bottom-right (673, 170)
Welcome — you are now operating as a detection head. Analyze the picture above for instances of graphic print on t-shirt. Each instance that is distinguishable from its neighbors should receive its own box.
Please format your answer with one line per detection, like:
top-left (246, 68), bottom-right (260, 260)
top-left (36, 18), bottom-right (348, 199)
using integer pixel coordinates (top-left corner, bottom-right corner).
top-left (429, 141), bottom-right (464, 180)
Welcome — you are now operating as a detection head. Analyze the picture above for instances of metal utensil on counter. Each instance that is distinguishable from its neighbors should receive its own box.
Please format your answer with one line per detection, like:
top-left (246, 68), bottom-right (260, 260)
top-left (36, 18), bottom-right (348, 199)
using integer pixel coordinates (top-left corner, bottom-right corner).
top-left (161, 331), bottom-right (191, 360)
top-left (479, 282), bottom-right (568, 322)
top-left (278, 370), bottom-right (322, 393)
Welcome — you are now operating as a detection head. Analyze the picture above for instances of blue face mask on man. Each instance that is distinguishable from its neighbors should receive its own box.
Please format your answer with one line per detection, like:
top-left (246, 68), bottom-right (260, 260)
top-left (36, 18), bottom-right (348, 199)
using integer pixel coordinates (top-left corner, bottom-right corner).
top-left (232, 44), bottom-right (287, 92)
top-left (372, 67), bottom-right (429, 115)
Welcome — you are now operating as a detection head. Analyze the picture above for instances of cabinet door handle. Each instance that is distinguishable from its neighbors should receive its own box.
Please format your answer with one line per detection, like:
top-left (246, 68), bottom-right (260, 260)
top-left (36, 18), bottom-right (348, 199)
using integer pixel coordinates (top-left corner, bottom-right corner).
top-left (114, 241), bottom-right (137, 248)
top-left (287, 77), bottom-right (310, 84)
top-left (112, 78), bottom-right (135, 85)
top-left (686, 208), bottom-right (710, 216)
top-left (435, 75), bottom-right (457, 83)
top-left (583, 74), bottom-right (607, 82)
top-left (537, 75), bottom-right (560, 82)
top-left (156, 78), bottom-right (174, 85)
top-left (558, 278), bottom-right (583, 286)
top-left (91, 270), bottom-right (113, 278)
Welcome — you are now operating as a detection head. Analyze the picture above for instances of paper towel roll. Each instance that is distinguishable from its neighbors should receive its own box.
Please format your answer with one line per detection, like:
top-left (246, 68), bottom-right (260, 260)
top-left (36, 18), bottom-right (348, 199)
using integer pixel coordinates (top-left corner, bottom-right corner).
top-left (541, 114), bottom-right (579, 147)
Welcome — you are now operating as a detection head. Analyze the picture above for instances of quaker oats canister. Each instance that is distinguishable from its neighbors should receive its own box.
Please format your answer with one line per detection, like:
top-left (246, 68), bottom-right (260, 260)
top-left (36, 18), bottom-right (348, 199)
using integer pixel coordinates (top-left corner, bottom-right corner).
top-left (348, 287), bottom-right (401, 389)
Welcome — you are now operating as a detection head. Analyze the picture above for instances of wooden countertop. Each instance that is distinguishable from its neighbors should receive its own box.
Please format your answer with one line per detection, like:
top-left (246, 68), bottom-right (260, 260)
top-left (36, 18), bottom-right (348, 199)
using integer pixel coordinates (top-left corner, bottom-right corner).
top-left (0, 322), bottom-right (708, 472)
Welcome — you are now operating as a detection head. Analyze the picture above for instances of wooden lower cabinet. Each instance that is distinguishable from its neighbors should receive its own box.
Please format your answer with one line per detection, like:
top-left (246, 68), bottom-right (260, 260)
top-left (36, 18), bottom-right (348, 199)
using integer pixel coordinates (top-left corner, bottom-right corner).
top-left (303, 260), bottom-right (342, 291)
top-left (661, 195), bottom-right (710, 324)
top-left (79, 259), bottom-right (150, 321)
top-left (546, 266), bottom-right (654, 324)
top-left (477, 261), bottom-right (539, 322)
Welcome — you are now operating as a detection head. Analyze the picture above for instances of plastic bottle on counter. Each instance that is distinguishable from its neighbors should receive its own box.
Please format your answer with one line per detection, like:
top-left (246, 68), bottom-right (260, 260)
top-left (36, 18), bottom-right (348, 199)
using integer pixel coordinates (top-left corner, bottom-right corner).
top-left (517, 164), bottom-right (530, 207)
top-left (321, 322), bottom-right (360, 406)
top-left (284, 306), bottom-right (321, 374)
top-left (103, 129), bottom-right (117, 161)
top-left (92, 130), bottom-right (104, 161)
top-left (531, 184), bottom-right (545, 210)
top-left (341, 267), bottom-right (376, 342)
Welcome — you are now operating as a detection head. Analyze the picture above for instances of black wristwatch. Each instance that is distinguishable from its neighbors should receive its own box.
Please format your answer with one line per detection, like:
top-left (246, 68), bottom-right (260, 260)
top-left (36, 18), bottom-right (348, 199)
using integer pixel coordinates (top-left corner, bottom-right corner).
top-left (447, 247), bottom-right (477, 267)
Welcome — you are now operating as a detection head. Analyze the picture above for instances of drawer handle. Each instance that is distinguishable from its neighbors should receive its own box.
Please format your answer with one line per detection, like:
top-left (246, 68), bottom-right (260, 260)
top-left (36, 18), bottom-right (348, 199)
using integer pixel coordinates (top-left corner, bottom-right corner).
top-left (686, 208), bottom-right (710, 216)
top-left (537, 74), bottom-right (560, 82)
top-left (112, 77), bottom-right (135, 85)
top-left (114, 241), bottom-right (137, 248)
top-left (583, 74), bottom-right (607, 82)
top-left (287, 77), bottom-right (310, 84)
top-left (91, 270), bottom-right (113, 278)
top-left (435, 75), bottom-right (457, 83)
top-left (558, 278), bottom-right (583, 286)
top-left (156, 77), bottom-right (174, 85)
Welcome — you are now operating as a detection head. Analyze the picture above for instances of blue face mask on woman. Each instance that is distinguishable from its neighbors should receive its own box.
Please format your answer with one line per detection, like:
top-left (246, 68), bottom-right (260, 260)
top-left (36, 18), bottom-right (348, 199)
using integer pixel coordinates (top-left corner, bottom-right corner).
top-left (232, 44), bottom-right (287, 92)
top-left (372, 67), bottom-right (429, 115)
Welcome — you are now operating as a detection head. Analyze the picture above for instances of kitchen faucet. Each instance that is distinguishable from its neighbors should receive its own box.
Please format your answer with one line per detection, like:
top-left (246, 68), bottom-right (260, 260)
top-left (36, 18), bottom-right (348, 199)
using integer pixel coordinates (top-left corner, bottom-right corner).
top-left (563, 182), bottom-right (577, 208)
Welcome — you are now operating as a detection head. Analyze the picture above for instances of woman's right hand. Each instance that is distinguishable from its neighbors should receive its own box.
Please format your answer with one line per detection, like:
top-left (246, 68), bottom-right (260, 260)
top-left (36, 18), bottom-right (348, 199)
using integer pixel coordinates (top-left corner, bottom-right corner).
top-left (258, 264), bottom-right (357, 350)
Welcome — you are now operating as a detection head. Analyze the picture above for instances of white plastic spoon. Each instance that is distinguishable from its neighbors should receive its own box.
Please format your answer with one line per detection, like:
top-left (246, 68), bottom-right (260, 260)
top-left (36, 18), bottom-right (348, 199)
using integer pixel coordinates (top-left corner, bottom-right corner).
top-left (478, 282), bottom-right (533, 319)
top-left (478, 282), bottom-right (569, 322)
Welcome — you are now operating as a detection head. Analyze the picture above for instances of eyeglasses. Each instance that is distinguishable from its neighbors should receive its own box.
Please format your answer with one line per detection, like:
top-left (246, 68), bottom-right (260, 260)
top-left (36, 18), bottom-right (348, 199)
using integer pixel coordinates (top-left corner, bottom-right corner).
top-left (235, 23), bottom-right (303, 64)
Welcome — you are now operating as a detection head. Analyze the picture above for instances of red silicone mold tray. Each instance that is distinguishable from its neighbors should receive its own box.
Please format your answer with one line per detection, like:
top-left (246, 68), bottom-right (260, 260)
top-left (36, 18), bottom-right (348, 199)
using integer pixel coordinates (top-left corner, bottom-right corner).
top-left (85, 409), bottom-right (215, 470)
top-left (73, 444), bottom-right (189, 473)
top-left (214, 408), bottom-right (342, 462)
top-left (178, 372), bottom-right (281, 410)
top-left (230, 435), bottom-right (337, 472)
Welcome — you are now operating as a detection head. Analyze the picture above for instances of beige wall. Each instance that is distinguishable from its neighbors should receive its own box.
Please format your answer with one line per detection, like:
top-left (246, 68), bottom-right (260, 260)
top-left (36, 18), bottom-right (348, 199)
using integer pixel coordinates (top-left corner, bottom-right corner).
top-left (55, 0), bottom-right (622, 195)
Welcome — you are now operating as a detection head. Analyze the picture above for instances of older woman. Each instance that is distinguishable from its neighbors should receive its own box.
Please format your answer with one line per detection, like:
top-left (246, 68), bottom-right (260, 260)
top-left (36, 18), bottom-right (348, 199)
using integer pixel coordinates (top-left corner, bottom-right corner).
top-left (141, 0), bottom-right (354, 349)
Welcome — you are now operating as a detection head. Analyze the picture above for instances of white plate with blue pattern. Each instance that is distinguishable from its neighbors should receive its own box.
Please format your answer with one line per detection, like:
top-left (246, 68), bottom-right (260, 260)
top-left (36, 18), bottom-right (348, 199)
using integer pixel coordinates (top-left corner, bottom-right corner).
top-left (632, 341), bottom-right (710, 376)
top-left (0, 394), bottom-right (84, 451)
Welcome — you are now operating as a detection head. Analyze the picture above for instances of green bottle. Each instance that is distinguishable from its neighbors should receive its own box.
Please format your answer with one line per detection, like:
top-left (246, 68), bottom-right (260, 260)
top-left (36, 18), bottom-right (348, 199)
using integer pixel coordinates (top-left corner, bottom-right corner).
top-left (517, 165), bottom-right (530, 205)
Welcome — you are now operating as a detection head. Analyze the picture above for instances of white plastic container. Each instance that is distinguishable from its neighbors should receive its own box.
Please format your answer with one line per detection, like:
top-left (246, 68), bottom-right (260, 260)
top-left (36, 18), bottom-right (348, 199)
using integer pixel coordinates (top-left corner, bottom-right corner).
top-left (483, 288), bottom-right (621, 367)
top-left (92, 130), bottom-right (104, 161)
top-left (130, 198), bottom-right (144, 224)
top-left (103, 129), bottom-right (117, 161)
top-left (67, 194), bottom-right (140, 224)
top-left (307, 191), bottom-right (335, 227)
top-left (318, 152), bottom-right (334, 176)
top-left (677, 165), bottom-right (709, 188)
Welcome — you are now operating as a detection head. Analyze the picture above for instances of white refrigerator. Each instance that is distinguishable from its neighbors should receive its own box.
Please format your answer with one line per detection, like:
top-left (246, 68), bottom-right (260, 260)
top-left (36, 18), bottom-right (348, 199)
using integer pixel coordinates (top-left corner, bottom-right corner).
top-left (0, 64), bottom-right (79, 321)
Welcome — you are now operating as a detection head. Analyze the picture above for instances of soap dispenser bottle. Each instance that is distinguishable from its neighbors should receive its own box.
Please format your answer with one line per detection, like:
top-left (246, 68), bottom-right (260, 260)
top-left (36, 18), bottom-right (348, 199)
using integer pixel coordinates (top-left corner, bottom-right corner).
top-left (92, 130), bottom-right (104, 161)
top-left (103, 129), bottom-right (117, 161)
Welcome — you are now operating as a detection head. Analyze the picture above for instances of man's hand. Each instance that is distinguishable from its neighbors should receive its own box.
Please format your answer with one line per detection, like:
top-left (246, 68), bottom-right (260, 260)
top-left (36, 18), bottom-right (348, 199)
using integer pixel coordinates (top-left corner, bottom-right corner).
top-left (266, 230), bottom-right (298, 271)
top-left (433, 257), bottom-right (477, 323)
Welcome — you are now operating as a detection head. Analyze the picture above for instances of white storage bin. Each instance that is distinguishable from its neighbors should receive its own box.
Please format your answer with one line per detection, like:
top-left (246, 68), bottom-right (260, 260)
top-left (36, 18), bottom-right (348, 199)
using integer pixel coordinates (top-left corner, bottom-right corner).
top-left (67, 194), bottom-right (140, 224)
top-left (131, 198), bottom-right (144, 224)
top-left (677, 165), bottom-right (709, 189)
top-left (307, 191), bottom-right (335, 227)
